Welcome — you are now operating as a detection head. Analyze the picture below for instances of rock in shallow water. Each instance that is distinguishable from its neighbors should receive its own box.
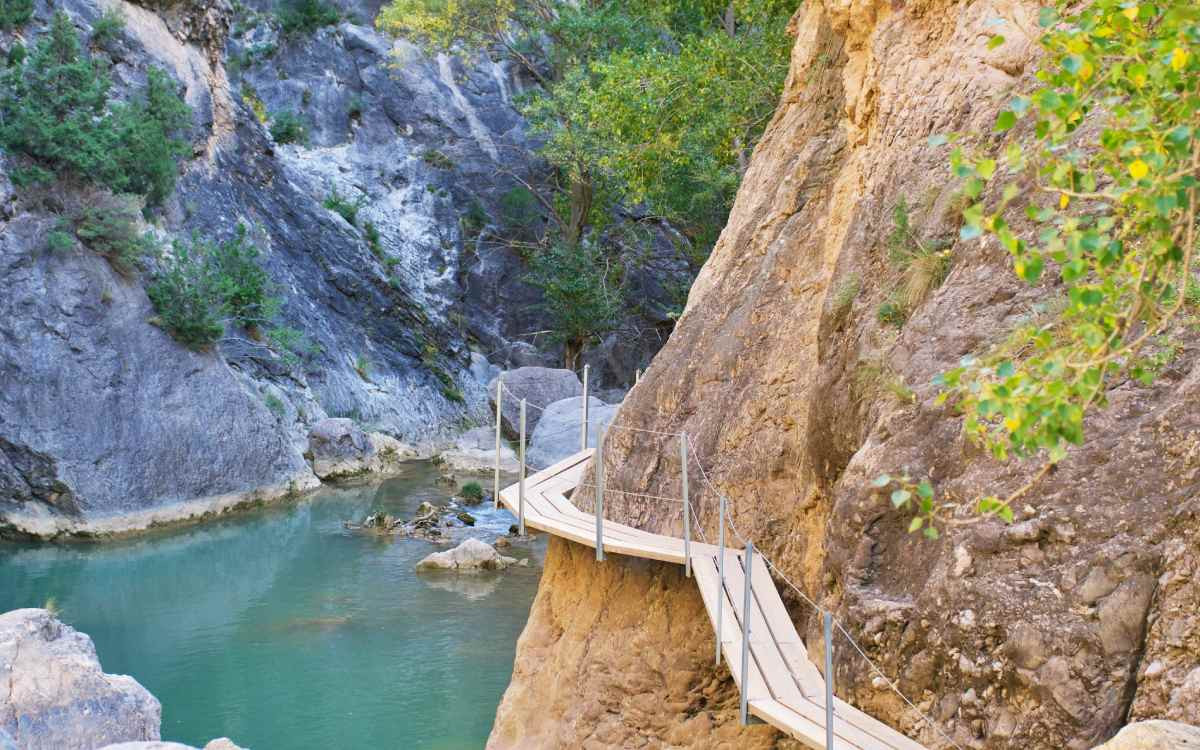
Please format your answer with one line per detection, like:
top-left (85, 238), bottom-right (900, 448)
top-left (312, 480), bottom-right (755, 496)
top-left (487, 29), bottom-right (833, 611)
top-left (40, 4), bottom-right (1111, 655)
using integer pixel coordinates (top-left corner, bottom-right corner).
top-left (0, 609), bottom-right (160, 749)
top-left (415, 538), bottom-right (524, 571)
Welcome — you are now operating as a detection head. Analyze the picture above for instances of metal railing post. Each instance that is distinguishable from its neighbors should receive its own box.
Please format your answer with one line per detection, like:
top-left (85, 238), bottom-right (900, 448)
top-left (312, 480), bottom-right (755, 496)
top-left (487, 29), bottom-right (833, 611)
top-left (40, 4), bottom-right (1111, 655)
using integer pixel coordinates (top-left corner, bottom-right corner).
top-left (680, 433), bottom-right (690, 578)
top-left (517, 398), bottom-right (526, 535)
top-left (595, 426), bottom-right (605, 561)
top-left (824, 611), bottom-right (835, 748)
top-left (580, 364), bottom-right (590, 451)
top-left (493, 376), bottom-right (503, 509)
top-left (739, 540), bottom-right (754, 726)
top-left (715, 493), bottom-right (725, 667)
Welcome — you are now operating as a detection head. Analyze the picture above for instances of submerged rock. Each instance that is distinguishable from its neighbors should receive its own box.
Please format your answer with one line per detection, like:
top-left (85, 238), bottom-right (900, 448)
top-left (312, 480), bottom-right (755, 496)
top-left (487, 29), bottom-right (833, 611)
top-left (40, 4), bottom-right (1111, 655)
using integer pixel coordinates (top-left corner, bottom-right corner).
top-left (101, 741), bottom-right (242, 750)
top-left (415, 538), bottom-right (524, 571)
top-left (0, 609), bottom-right (160, 749)
top-left (1093, 721), bottom-right (1200, 749)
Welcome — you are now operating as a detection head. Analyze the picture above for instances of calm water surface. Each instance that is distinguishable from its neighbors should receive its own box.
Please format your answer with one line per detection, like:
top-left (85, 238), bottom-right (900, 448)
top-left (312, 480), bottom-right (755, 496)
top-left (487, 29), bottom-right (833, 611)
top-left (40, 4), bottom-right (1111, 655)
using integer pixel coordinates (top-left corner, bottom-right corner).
top-left (0, 463), bottom-right (543, 749)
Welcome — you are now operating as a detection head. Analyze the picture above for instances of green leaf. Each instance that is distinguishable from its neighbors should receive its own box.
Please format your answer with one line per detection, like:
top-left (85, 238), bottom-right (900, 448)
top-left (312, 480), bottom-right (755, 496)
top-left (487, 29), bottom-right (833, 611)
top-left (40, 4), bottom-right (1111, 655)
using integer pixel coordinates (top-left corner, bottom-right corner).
top-left (976, 159), bottom-right (997, 179)
top-left (987, 34), bottom-right (1006, 50)
top-left (917, 481), bottom-right (934, 500)
top-left (995, 110), bottom-right (1017, 132)
top-left (871, 474), bottom-right (892, 488)
top-left (908, 516), bottom-right (924, 532)
top-left (891, 489), bottom-right (912, 507)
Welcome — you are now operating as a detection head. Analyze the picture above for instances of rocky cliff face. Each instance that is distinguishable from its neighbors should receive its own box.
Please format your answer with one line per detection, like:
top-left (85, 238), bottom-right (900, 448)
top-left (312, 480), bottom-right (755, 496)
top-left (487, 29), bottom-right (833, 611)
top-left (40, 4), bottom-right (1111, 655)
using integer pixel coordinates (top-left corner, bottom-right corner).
top-left (491, 1), bottom-right (1200, 748)
top-left (0, 0), bottom-right (680, 537)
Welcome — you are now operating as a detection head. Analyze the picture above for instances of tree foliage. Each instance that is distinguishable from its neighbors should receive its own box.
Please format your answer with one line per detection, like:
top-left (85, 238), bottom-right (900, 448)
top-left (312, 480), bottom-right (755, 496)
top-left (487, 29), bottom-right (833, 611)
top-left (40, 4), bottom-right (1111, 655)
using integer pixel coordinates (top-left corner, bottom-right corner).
top-left (376, 0), bottom-right (796, 356)
top-left (886, 0), bottom-right (1200, 533)
top-left (0, 12), bottom-right (190, 204)
top-left (524, 241), bottom-right (623, 368)
top-left (147, 225), bottom-right (281, 349)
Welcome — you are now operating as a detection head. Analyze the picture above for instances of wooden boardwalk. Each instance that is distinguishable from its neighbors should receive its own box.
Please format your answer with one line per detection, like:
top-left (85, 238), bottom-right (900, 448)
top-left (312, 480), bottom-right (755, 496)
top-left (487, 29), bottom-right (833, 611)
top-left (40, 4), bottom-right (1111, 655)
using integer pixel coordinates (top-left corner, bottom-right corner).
top-left (497, 450), bottom-right (926, 750)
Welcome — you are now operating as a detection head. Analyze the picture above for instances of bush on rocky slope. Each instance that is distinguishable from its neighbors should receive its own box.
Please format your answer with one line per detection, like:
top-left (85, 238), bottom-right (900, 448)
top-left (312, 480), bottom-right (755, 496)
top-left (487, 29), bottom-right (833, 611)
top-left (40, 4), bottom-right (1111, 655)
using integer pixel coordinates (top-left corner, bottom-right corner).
top-left (0, 12), bottom-right (190, 204)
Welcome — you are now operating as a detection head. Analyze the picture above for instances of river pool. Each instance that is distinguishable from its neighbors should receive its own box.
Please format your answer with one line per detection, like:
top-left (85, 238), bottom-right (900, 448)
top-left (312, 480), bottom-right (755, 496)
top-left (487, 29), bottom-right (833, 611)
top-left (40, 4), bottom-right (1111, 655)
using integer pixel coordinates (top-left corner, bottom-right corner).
top-left (0, 463), bottom-right (542, 749)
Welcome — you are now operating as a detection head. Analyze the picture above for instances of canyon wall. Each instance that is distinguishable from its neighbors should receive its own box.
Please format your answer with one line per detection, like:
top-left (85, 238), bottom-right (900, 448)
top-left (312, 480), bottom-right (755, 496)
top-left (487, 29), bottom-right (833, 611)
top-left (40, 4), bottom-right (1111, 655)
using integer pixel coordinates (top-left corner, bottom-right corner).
top-left (491, 0), bottom-right (1200, 747)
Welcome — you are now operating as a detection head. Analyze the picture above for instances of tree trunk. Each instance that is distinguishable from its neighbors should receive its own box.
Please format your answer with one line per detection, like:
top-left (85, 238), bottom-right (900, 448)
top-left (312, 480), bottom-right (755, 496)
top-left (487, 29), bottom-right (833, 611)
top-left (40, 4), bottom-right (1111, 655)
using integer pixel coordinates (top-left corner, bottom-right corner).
top-left (566, 173), bottom-right (593, 245)
top-left (564, 337), bottom-right (584, 372)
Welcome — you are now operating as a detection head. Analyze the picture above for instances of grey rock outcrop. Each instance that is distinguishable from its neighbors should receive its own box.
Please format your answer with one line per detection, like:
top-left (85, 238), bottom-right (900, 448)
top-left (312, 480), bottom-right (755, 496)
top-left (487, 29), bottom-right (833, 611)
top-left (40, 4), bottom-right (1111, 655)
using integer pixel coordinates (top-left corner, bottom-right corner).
top-left (438, 427), bottom-right (519, 476)
top-left (306, 419), bottom-right (419, 479)
top-left (1093, 721), bottom-right (1200, 749)
top-left (526, 396), bottom-right (617, 470)
top-left (487, 368), bottom-right (583, 437)
top-left (0, 609), bottom-right (160, 749)
top-left (415, 537), bottom-right (521, 571)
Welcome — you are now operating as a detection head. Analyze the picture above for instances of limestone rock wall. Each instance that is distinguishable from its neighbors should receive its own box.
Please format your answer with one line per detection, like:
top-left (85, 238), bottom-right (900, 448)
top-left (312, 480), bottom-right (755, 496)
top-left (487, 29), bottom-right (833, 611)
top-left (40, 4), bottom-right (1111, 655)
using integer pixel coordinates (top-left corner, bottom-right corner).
top-left (491, 0), bottom-right (1200, 747)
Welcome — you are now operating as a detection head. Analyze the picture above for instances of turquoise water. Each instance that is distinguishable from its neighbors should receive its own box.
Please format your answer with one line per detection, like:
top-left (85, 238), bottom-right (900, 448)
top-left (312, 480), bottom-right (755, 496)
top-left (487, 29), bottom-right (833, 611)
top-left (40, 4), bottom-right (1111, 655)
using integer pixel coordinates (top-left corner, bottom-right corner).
top-left (0, 463), bottom-right (543, 749)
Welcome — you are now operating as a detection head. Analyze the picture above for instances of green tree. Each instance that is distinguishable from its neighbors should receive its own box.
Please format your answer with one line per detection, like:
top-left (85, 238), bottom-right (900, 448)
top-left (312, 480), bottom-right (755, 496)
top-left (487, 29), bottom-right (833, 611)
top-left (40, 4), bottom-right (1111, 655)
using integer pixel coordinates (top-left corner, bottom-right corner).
top-left (525, 241), bottom-right (623, 369)
top-left (0, 12), bottom-right (190, 203)
top-left (377, 0), bottom-right (796, 359)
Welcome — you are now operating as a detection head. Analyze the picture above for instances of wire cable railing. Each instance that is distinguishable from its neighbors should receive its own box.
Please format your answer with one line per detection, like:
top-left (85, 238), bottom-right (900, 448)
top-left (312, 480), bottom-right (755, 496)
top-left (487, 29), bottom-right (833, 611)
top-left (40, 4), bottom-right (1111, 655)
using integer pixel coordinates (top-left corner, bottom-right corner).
top-left (491, 367), bottom-right (960, 749)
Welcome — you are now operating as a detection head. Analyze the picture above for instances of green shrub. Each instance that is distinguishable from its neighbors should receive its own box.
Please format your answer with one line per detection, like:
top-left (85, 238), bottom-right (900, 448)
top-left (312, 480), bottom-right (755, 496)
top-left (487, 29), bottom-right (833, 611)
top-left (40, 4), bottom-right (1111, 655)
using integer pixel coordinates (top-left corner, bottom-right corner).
top-left (0, 0), bottom-right (32, 30)
top-left (269, 109), bottom-right (307, 144)
top-left (147, 242), bottom-right (224, 349)
top-left (421, 149), bottom-right (453, 170)
top-left (363, 220), bottom-right (382, 257)
top-left (6, 42), bottom-right (25, 68)
top-left (876, 299), bottom-right (906, 329)
top-left (264, 393), bottom-right (285, 416)
top-left (276, 0), bottom-right (339, 36)
top-left (147, 226), bottom-right (280, 349)
top-left (91, 8), bottom-right (126, 47)
top-left (75, 193), bottom-right (159, 276)
top-left (499, 186), bottom-right (540, 231)
top-left (46, 228), bottom-right (75, 253)
top-left (206, 224), bottom-right (278, 328)
top-left (525, 242), bottom-right (622, 367)
top-left (323, 185), bottom-right (366, 226)
top-left (0, 14), bottom-right (191, 205)
top-left (460, 482), bottom-right (483, 502)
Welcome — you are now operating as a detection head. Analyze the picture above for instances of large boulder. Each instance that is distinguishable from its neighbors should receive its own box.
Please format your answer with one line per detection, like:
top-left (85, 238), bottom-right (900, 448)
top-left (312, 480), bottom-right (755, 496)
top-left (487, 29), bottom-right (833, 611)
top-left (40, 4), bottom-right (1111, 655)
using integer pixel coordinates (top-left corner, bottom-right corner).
top-left (438, 427), bottom-right (519, 476)
top-left (487, 368), bottom-right (583, 438)
top-left (527, 397), bottom-right (619, 470)
top-left (306, 420), bottom-right (418, 479)
top-left (1093, 721), bottom-right (1200, 749)
top-left (0, 609), bottom-right (160, 749)
top-left (415, 537), bottom-right (522, 571)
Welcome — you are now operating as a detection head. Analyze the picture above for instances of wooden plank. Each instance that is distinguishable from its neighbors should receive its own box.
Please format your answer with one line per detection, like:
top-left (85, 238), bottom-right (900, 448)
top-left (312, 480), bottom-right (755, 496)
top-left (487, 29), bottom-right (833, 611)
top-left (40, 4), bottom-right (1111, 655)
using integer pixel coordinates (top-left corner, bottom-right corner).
top-left (692, 555), bottom-right (770, 702)
top-left (497, 449), bottom-right (928, 750)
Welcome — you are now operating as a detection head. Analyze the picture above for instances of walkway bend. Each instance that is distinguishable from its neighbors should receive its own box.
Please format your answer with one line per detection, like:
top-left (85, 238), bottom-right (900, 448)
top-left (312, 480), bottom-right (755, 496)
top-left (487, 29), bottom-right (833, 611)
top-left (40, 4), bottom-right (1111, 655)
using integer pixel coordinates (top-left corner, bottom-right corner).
top-left (497, 449), bottom-right (926, 750)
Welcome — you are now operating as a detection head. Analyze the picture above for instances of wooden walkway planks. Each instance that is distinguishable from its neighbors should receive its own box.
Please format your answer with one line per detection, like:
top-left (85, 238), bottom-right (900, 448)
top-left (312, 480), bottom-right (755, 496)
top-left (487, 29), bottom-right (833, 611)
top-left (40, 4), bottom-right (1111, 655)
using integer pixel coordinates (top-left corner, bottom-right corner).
top-left (497, 449), bottom-right (926, 750)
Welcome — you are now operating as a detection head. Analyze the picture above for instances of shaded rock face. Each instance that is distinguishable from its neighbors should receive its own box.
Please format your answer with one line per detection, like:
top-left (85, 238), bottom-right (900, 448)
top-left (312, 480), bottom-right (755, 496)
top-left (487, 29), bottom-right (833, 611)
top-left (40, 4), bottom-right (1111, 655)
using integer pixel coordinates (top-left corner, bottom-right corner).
top-left (307, 418), bottom-right (373, 478)
top-left (526, 396), bottom-right (617, 471)
top-left (489, 537), bottom-right (783, 750)
top-left (0, 609), bottom-right (160, 749)
top-left (493, 1), bottom-right (1200, 748)
top-left (487, 368), bottom-right (583, 438)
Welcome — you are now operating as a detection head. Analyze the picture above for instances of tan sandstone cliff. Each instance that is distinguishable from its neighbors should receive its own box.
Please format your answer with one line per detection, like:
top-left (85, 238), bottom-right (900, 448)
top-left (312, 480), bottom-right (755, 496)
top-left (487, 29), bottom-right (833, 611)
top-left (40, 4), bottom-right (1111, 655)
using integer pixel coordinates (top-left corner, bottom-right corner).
top-left (489, 0), bottom-right (1200, 748)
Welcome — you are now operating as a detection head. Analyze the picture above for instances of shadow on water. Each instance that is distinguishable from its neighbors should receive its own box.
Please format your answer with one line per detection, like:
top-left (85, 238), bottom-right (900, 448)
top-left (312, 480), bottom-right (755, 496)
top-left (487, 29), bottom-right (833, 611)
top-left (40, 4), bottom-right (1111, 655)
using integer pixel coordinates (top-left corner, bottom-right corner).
top-left (0, 461), bottom-right (545, 749)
